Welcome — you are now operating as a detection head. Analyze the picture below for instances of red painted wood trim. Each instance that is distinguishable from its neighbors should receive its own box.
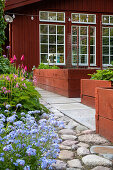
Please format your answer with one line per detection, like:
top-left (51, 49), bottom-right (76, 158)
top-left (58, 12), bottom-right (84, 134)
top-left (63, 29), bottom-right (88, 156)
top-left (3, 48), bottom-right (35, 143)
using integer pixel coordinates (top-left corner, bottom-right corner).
top-left (5, 0), bottom-right (42, 11)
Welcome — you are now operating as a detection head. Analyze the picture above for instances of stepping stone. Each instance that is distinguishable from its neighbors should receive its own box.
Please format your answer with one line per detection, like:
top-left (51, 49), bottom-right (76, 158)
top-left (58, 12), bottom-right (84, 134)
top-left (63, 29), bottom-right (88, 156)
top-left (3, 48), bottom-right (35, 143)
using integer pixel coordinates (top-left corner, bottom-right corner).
top-left (52, 160), bottom-right (67, 170)
top-left (71, 144), bottom-right (79, 151)
top-left (77, 142), bottom-right (89, 148)
top-left (59, 129), bottom-right (76, 135)
top-left (65, 120), bottom-right (78, 129)
top-left (77, 147), bottom-right (90, 156)
top-left (67, 159), bottom-right (83, 168)
top-left (62, 140), bottom-right (78, 146)
top-left (81, 130), bottom-right (95, 135)
top-left (78, 134), bottom-right (110, 144)
top-left (91, 166), bottom-right (111, 170)
top-left (66, 168), bottom-right (81, 170)
top-left (82, 155), bottom-right (112, 167)
top-left (61, 135), bottom-right (77, 140)
top-left (76, 125), bottom-right (88, 133)
top-left (90, 146), bottom-right (113, 160)
top-left (57, 116), bottom-right (72, 123)
top-left (59, 144), bottom-right (71, 150)
top-left (59, 150), bottom-right (74, 160)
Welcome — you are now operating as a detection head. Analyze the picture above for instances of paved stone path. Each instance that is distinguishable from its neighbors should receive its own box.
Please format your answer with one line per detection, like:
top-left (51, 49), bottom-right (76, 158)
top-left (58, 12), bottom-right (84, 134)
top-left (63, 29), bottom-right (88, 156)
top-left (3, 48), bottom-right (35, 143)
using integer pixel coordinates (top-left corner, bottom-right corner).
top-left (37, 88), bottom-right (113, 170)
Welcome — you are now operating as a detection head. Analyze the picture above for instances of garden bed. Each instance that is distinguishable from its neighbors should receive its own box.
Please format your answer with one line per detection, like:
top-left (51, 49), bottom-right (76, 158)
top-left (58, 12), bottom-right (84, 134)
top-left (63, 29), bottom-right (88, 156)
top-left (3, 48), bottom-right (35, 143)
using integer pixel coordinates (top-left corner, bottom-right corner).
top-left (33, 69), bottom-right (97, 98)
top-left (95, 87), bottom-right (113, 143)
top-left (81, 79), bottom-right (113, 108)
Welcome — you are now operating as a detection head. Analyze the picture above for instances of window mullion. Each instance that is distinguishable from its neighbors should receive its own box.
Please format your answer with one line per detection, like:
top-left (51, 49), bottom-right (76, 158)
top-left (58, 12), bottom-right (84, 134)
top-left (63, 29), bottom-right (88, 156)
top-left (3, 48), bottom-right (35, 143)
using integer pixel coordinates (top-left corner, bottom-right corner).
top-left (56, 26), bottom-right (57, 64)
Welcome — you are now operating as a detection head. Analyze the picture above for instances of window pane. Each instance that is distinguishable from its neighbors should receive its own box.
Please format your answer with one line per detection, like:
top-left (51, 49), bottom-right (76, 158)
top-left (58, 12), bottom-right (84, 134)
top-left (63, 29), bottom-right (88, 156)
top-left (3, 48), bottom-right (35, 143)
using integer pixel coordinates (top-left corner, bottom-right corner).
top-left (49, 45), bottom-right (56, 53)
top-left (72, 45), bottom-right (77, 54)
top-left (103, 37), bottom-right (109, 45)
top-left (72, 36), bottom-right (77, 44)
top-left (80, 14), bottom-right (87, 22)
top-left (57, 35), bottom-right (64, 44)
top-left (110, 28), bottom-right (113, 36)
top-left (90, 46), bottom-right (95, 54)
top-left (41, 44), bottom-right (48, 53)
top-left (102, 16), bottom-right (109, 23)
top-left (88, 15), bottom-right (95, 23)
top-left (90, 55), bottom-right (95, 64)
top-left (80, 55), bottom-right (87, 64)
top-left (103, 28), bottom-right (109, 36)
top-left (49, 54), bottom-right (56, 63)
top-left (80, 36), bottom-right (87, 45)
top-left (41, 54), bottom-right (48, 63)
top-left (110, 37), bottom-right (113, 46)
top-left (40, 25), bottom-right (48, 34)
top-left (72, 14), bottom-right (79, 22)
top-left (49, 25), bottom-right (56, 34)
top-left (80, 46), bottom-right (87, 54)
top-left (57, 54), bottom-right (64, 63)
top-left (49, 12), bottom-right (56, 21)
top-left (90, 37), bottom-right (95, 45)
top-left (57, 26), bottom-right (64, 34)
top-left (72, 55), bottom-right (77, 64)
top-left (72, 27), bottom-right (78, 35)
top-left (103, 56), bottom-right (109, 64)
top-left (80, 27), bottom-right (87, 35)
top-left (40, 12), bottom-right (48, 20)
top-left (103, 46), bottom-right (109, 55)
top-left (110, 47), bottom-right (113, 55)
top-left (110, 16), bottom-right (113, 24)
top-left (57, 45), bottom-right (64, 53)
top-left (90, 27), bottom-right (95, 36)
top-left (49, 35), bottom-right (56, 44)
top-left (57, 13), bottom-right (64, 21)
top-left (110, 56), bottom-right (113, 63)
top-left (40, 35), bottom-right (48, 43)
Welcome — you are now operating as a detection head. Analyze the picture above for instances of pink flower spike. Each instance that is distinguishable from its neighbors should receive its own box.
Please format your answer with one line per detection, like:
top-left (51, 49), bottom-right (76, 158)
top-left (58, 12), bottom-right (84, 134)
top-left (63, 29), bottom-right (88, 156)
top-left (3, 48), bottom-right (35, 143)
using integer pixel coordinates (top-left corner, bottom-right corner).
top-left (21, 55), bottom-right (24, 61)
top-left (21, 64), bottom-right (24, 68)
top-left (13, 55), bottom-right (17, 61)
top-left (10, 58), bottom-right (14, 64)
top-left (24, 66), bottom-right (27, 71)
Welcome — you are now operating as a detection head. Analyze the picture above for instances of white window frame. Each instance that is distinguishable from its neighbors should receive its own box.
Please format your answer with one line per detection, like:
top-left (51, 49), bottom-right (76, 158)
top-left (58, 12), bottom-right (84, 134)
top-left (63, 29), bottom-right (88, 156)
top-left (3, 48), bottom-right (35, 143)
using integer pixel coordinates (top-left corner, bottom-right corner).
top-left (39, 11), bottom-right (65, 23)
top-left (71, 13), bottom-right (96, 24)
top-left (102, 26), bottom-right (113, 66)
top-left (39, 24), bottom-right (65, 65)
top-left (71, 26), bottom-right (96, 66)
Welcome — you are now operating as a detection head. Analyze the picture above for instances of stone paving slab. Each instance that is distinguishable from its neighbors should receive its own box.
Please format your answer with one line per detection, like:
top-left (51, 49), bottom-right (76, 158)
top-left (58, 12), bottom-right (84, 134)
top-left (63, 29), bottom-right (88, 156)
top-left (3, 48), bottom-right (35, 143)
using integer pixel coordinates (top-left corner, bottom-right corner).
top-left (36, 88), bottom-right (113, 170)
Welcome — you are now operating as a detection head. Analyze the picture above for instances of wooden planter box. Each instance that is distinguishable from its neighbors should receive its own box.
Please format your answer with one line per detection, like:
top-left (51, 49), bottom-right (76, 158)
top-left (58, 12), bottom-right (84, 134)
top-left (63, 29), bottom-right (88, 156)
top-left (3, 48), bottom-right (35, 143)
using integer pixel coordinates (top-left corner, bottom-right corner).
top-left (33, 69), bottom-right (97, 98)
top-left (95, 87), bottom-right (113, 143)
top-left (81, 79), bottom-right (113, 108)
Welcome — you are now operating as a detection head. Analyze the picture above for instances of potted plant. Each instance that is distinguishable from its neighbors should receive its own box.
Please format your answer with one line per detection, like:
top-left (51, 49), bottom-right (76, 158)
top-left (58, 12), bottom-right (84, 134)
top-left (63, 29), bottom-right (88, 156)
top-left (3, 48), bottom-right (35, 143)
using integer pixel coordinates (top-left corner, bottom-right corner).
top-left (33, 64), bottom-right (97, 98)
top-left (81, 69), bottom-right (113, 108)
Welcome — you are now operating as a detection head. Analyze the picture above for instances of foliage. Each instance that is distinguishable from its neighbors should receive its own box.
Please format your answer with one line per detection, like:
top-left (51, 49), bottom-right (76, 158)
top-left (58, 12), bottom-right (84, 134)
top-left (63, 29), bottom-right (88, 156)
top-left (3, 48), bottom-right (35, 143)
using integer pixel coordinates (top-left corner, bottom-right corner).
top-left (0, 107), bottom-right (64, 169)
top-left (0, 0), bottom-right (6, 55)
top-left (89, 69), bottom-right (113, 81)
top-left (0, 55), bottom-right (10, 74)
top-left (38, 63), bottom-right (59, 69)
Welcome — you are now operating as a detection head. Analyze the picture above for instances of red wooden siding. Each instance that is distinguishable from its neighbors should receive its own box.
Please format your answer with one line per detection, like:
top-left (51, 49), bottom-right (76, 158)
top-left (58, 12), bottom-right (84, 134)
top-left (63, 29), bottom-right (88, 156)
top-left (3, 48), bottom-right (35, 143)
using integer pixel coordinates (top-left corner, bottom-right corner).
top-left (5, 0), bottom-right (113, 70)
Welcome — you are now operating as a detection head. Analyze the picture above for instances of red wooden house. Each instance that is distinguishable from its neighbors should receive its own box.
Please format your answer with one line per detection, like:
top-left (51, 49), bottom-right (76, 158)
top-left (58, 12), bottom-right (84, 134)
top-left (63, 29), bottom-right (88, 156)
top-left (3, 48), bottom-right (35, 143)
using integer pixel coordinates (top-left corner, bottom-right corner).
top-left (5, 0), bottom-right (113, 70)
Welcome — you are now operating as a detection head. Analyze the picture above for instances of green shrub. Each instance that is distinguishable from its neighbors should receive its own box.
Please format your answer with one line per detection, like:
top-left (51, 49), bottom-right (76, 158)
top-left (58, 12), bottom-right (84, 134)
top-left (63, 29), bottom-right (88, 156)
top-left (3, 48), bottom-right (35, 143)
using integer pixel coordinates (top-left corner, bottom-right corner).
top-left (38, 63), bottom-right (59, 69)
top-left (89, 69), bottom-right (113, 81)
top-left (0, 56), bottom-right (10, 74)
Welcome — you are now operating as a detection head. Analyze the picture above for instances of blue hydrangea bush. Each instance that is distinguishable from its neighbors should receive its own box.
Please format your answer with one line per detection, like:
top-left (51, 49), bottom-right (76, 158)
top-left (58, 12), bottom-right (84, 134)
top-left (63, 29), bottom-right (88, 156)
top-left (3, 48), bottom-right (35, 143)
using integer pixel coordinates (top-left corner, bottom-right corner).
top-left (0, 105), bottom-right (64, 170)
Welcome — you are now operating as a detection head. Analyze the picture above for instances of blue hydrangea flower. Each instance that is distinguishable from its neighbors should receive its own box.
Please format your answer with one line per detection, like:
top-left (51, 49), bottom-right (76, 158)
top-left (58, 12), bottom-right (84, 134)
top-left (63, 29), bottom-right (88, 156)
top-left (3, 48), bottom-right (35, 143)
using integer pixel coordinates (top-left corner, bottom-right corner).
top-left (26, 148), bottom-right (36, 156)
top-left (16, 159), bottom-right (25, 166)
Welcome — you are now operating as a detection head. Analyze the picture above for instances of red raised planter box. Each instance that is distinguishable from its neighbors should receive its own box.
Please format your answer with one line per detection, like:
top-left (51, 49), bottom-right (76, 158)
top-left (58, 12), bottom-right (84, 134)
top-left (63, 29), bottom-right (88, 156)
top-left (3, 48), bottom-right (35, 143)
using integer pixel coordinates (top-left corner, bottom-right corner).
top-left (95, 87), bottom-right (113, 143)
top-left (81, 79), bottom-right (113, 108)
top-left (33, 69), bottom-right (97, 98)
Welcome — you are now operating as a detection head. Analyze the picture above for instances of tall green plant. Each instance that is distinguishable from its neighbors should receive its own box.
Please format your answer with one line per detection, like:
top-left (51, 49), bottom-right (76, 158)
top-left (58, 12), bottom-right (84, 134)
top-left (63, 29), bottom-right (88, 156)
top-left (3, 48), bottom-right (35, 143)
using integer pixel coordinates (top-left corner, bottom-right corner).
top-left (0, 0), bottom-right (6, 55)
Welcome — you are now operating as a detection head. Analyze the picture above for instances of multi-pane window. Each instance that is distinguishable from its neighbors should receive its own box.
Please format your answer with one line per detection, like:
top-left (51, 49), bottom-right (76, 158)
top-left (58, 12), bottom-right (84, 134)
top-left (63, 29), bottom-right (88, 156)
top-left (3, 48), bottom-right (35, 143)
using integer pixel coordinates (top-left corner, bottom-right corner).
top-left (72, 13), bottom-right (96, 24)
top-left (72, 26), bottom-right (96, 65)
top-left (40, 24), bottom-right (65, 64)
top-left (102, 27), bottom-right (113, 65)
top-left (40, 11), bottom-right (65, 22)
top-left (102, 15), bottom-right (113, 25)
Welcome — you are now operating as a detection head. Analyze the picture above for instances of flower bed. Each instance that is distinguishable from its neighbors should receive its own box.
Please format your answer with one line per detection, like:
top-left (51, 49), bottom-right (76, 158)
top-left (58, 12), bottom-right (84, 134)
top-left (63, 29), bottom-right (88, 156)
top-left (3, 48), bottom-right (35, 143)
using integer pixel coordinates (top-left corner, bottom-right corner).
top-left (95, 87), bottom-right (113, 143)
top-left (0, 105), bottom-right (63, 169)
top-left (33, 69), bottom-right (97, 98)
